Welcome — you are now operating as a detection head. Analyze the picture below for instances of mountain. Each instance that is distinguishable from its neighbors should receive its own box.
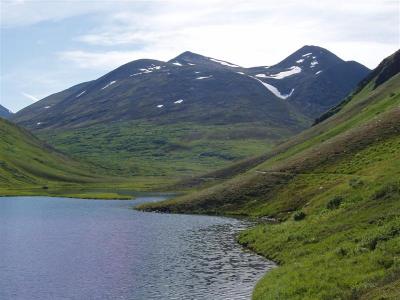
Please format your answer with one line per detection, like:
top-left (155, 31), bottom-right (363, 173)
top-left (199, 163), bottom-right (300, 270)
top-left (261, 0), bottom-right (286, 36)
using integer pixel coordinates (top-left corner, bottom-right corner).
top-left (13, 45), bottom-right (368, 130)
top-left (0, 104), bottom-right (13, 119)
top-left (140, 50), bottom-right (400, 299)
top-left (11, 46), bottom-right (370, 178)
top-left (246, 45), bottom-right (370, 117)
top-left (13, 57), bottom-right (305, 130)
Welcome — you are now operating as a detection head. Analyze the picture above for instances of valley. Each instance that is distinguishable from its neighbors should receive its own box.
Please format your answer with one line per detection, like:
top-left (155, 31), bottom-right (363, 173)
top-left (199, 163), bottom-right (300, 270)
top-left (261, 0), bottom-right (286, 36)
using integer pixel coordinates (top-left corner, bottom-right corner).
top-left (1, 46), bottom-right (398, 300)
top-left (10, 45), bottom-right (368, 181)
top-left (1, 1), bottom-right (399, 299)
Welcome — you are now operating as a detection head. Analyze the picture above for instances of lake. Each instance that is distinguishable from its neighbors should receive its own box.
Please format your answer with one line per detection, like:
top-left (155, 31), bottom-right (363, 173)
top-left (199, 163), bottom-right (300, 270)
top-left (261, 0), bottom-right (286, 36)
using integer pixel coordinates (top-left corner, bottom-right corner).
top-left (0, 196), bottom-right (274, 299)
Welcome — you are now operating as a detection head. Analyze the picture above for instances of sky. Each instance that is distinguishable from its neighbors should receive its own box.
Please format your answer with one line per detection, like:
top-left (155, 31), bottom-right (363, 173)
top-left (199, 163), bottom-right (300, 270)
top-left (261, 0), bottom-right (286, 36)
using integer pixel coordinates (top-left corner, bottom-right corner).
top-left (1, 0), bottom-right (399, 112)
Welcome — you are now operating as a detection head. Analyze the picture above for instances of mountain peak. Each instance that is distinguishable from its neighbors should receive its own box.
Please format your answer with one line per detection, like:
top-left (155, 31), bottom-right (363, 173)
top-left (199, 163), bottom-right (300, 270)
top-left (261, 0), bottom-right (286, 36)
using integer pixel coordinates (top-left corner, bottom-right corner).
top-left (168, 51), bottom-right (208, 64)
top-left (272, 45), bottom-right (345, 70)
top-left (293, 45), bottom-right (337, 58)
top-left (169, 51), bottom-right (242, 69)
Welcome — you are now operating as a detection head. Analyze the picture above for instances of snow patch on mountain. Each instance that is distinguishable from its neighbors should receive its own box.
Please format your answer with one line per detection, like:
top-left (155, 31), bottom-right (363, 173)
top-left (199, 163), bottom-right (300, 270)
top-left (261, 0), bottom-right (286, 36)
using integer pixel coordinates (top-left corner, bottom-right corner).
top-left (196, 75), bottom-right (213, 80)
top-left (209, 58), bottom-right (240, 68)
top-left (130, 65), bottom-right (163, 76)
top-left (296, 59), bottom-right (304, 63)
top-left (263, 66), bottom-right (302, 79)
top-left (44, 106), bottom-right (51, 109)
top-left (188, 63), bottom-right (195, 66)
top-left (157, 104), bottom-right (164, 108)
top-left (172, 62), bottom-right (183, 66)
top-left (174, 99), bottom-right (183, 104)
top-left (138, 65), bottom-right (161, 73)
top-left (310, 60), bottom-right (319, 68)
top-left (315, 70), bottom-right (323, 75)
top-left (302, 53), bottom-right (312, 57)
top-left (76, 90), bottom-right (86, 98)
top-left (236, 72), bottom-right (245, 75)
top-left (101, 81), bottom-right (117, 90)
top-left (251, 76), bottom-right (294, 99)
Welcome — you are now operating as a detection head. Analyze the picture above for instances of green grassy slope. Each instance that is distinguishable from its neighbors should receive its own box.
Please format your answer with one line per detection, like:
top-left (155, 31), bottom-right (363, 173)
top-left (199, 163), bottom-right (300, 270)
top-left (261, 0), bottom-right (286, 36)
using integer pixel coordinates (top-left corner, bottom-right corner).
top-left (0, 118), bottom-right (136, 198)
top-left (37, 121), bottom-right (291, 178)
top-left (140, 51), bottom-right (400, 298)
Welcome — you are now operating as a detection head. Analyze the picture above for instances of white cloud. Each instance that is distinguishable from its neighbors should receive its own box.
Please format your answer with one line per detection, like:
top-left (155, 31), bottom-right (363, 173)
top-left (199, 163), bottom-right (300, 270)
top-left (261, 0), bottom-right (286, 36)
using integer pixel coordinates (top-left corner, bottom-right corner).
top-left (3, 1), bottom-right (399, 68)
top-left (59, 0), bottom-right (398, 68)
top-left (1, 0), bottom-right (119, 28)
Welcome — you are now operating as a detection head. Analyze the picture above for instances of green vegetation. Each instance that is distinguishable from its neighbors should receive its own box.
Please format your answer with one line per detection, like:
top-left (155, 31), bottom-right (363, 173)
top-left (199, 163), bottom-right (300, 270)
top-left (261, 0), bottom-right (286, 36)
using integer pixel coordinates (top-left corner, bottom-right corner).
top-left (37, 121), bottom-right (283, 178)
top-left (139, 54), bottom-right (400, 299)
top-left (238, 138), bottom-right (400, 299)
top-left (0, 117), bottom-right (170, 198)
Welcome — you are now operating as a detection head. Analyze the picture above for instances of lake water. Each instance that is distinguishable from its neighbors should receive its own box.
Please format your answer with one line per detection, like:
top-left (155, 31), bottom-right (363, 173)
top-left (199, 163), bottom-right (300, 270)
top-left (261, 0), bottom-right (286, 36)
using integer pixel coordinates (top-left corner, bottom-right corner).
top-left (0, 196), bottom-right (274, 300)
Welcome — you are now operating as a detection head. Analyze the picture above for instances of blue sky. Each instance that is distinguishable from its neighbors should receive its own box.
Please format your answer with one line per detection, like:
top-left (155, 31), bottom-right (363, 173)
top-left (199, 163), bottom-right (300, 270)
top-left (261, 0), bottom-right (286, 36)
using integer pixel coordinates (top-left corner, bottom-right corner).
top-left (1, 0), bottom-right (399, 112)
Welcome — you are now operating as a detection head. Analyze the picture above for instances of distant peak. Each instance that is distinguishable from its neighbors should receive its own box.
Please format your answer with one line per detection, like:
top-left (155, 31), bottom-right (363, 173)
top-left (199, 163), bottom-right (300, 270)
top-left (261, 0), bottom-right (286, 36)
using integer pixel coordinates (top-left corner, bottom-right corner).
top-left (169, 51), bottom-right (241, 68)
top-left (273, 45), bottom-right (344, 68)
top-left (169, 51), bottom-right (206, 62)
top-left (178, 50), bottom-right (200, 57)
top-left (295, 45), bottom-right (337, 57)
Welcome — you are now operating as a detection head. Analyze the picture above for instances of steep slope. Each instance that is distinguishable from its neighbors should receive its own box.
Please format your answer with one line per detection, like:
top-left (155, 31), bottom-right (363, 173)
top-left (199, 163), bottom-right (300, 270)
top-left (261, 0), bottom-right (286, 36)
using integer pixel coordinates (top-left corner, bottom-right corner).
top-left (0, 117), bottom-right (118, 195)
top-left (11, 46), bottom-right (369, 178)
top-left (0, 104), bottom-right (12, 119)
top-left (140, 50), bottom-right (400, 299)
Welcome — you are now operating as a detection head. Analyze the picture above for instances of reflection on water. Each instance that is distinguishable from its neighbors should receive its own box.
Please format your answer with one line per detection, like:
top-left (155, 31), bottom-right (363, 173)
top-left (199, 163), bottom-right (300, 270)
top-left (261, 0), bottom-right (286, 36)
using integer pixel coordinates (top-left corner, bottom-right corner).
top-left (0, 196), bottom-right (274, 300)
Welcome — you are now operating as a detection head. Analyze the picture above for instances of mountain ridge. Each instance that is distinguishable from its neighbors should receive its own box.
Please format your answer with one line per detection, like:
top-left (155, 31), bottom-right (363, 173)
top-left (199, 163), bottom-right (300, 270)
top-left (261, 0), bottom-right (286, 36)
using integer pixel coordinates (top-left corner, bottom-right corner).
top-left (12, 45), bottom-right (369, 130)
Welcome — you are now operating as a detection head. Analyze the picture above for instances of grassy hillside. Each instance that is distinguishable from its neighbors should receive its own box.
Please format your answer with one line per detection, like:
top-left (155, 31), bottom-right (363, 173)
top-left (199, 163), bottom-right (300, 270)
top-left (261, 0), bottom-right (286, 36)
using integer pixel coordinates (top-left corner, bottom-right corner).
top-left (36, 121), bottom-right (291, 178)
top-left (0, 118), bottom-right (154, 198)
top-left (140, 51), bottom-right (400, 299)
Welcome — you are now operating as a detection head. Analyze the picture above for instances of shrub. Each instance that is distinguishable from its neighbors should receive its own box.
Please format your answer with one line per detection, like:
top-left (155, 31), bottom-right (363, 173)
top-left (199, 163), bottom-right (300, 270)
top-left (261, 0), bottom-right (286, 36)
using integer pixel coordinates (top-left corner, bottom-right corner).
top-left (327, 196), bottom-right (343, 210)
top-left (362, 237), bottom-right (379, 250)
top-left (348, 178), bottom-right (364, 188)
top-left (335, 247), bottom-right (348, 257)
top-left (372, 182), bottom-right (400, 200)
top-left (293, 211), bottom-right (306, 221)
top-left (376, 257), bottom-right (394, 269)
